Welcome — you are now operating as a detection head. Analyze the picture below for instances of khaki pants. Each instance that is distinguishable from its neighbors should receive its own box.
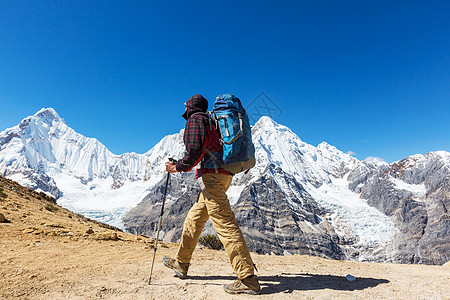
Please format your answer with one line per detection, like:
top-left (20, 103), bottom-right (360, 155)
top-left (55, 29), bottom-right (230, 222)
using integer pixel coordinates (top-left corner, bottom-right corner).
top-left (175, 173), bottom-right (255, 279)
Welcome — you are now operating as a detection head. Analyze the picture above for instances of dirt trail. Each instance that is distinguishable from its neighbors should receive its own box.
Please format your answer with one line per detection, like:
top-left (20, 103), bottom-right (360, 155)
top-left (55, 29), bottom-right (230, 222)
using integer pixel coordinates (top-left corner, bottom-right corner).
top-left (1, 237), bottom-right (449, 299)
top-left (1, 176), bottom-right (449, 299)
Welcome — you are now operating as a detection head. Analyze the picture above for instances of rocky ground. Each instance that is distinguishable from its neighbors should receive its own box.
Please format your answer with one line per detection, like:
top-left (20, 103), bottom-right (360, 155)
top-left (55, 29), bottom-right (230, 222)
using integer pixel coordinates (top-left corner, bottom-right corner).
top-left (1, 176), bottom-right (449, 299)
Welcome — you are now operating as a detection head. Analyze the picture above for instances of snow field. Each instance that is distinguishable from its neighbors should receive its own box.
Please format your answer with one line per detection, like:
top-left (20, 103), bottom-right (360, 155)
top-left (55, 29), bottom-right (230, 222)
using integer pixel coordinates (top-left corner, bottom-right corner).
top-left (53, 172), bottom-right (163, 229)
top-left (307, 177), bottom-right (398, 247)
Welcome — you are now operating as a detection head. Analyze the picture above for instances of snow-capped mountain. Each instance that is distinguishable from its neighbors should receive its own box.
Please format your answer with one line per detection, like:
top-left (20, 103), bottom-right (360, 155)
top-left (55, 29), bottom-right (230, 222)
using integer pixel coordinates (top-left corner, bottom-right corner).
top-left (0, 108), bottom-right (184, 227)
top-left (1, 108), bottom-right (448, 264)
top-left (125, 117), bottom-right (401, 262)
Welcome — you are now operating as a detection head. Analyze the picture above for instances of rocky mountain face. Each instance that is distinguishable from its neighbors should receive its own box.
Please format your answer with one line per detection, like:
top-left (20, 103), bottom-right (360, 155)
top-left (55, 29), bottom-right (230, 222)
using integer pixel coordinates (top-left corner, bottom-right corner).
top-left (125, 164), bottom-right (347, 259)
top-left (125, 171), bottom-right (199, 243)
top-left (347, 152), bottom-right (450, 264)
top-left (232, 165), bottom-right (345, 259)
top-left (1, 109), bottom-right (449, 265)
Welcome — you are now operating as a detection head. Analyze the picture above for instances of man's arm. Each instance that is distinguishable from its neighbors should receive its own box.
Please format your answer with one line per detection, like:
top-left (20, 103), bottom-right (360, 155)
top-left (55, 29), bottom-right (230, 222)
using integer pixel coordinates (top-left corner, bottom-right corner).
top-left (168, 115), bottom-right (206, 173)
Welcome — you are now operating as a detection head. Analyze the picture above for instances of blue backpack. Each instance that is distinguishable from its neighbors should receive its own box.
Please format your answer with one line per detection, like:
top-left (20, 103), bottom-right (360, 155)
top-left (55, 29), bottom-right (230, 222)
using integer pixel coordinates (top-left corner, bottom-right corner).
top-left (210, 94), bottom-right (256, 174)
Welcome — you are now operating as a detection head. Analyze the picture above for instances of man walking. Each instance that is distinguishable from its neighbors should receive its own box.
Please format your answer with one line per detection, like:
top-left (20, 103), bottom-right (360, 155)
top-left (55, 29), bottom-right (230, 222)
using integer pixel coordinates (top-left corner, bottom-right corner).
top-left (163, 94), bottom-right (261, 295)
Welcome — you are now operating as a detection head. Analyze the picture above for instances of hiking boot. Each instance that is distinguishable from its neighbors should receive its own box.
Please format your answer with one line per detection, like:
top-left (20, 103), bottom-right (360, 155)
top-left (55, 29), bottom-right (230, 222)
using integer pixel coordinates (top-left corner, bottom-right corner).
top-left (162, 256), bottom-right (189, 279)
top-left (223, 275), bottom-right (261, 295)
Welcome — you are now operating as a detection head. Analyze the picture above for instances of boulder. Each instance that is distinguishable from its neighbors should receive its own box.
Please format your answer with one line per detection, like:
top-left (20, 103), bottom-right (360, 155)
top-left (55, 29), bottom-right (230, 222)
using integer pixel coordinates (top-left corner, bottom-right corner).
top-left (0, 213), bottom-right (7, 223)
top-left (95, 232), bottom-right (118, 241)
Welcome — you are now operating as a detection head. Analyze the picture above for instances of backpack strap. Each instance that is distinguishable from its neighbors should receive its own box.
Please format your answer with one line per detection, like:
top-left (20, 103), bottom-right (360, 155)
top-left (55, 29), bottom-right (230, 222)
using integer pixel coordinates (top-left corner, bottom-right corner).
top-left (217, 113), bottom-right (244, 145)
top-left (191, 112), bottom-right (221, 173)
top-left (205, 149), bottom-right (219, 173)
top-left (211, 111), bottom-right (225, 144)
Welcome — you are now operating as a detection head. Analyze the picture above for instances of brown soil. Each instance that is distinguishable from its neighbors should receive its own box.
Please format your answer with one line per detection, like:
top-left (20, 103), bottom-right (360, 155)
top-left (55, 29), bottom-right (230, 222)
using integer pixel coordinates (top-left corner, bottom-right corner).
top-left (1, 176), bottom-right (449, 299)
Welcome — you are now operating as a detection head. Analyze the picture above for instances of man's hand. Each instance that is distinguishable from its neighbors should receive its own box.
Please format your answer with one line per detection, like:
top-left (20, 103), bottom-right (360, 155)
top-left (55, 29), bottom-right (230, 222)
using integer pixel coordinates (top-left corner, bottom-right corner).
top-left (165, 161), bottom-right (178, 173)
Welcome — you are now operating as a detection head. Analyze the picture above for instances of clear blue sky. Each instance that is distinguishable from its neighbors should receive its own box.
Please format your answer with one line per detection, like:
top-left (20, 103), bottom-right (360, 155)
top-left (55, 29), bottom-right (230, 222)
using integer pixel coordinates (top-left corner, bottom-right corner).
top-left (1, 1), bottom-right (449, 163)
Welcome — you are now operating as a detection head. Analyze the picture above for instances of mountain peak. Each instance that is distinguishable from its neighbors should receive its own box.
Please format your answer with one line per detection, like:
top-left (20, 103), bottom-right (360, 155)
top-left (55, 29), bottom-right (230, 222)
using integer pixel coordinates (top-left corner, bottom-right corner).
top-left (255, 116), bottom-right (277, 126)
top-left (253, 116), bottom-right (284, 133)
top-left (34, 108), bottom-right (61, 121)
top-left (17, 108), bottom-right (63, 130)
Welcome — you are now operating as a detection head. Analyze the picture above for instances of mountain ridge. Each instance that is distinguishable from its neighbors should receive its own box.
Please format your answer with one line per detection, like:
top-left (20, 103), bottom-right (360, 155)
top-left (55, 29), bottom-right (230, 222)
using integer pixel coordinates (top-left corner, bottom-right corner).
top-left (1, 108), bottom-right (449, 265)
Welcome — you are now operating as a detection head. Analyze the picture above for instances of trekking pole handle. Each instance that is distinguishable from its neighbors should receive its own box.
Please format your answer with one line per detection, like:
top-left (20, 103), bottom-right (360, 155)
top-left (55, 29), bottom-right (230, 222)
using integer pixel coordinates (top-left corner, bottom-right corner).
top-left (168, 157), bottom-right (177, 163)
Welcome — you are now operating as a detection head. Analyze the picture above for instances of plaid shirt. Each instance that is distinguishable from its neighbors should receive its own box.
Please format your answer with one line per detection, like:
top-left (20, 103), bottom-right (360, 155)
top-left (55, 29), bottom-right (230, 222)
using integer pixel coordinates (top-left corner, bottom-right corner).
top-left (176, 113), bottom-right (208, 172)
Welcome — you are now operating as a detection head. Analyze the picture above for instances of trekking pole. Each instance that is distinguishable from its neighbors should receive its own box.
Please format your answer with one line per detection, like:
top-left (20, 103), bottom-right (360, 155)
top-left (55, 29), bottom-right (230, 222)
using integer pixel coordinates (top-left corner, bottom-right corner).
top-left (148, 158), bottom-right (176, 285)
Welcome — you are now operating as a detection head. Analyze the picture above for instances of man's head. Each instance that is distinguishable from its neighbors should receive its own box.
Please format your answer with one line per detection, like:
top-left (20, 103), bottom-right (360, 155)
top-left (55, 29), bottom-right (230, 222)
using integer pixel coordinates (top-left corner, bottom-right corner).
top-left (182, 94), bottom-right (208, 120)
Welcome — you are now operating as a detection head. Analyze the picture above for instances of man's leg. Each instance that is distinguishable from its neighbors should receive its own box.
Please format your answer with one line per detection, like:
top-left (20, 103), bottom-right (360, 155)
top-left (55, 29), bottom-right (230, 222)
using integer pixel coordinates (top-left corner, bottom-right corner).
top-left (164, 192), bottom-right (209, 278)
top-left (201, 173), bottom-right (255, 280)
top-left (175, 192), bottom-right (209, 263)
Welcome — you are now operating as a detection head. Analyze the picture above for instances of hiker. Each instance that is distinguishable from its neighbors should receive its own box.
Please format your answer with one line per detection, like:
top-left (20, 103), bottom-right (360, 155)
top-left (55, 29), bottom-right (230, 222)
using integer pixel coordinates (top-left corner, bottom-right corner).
top-left (163, 94), bottom-right (261, 295)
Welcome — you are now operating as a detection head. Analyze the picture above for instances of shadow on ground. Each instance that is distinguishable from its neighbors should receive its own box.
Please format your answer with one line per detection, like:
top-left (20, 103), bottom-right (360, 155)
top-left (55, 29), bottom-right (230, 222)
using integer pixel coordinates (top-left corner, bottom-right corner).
top-left (187, 273), bottom-right (390, 295)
